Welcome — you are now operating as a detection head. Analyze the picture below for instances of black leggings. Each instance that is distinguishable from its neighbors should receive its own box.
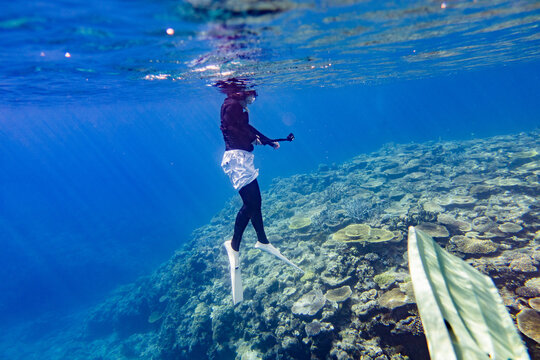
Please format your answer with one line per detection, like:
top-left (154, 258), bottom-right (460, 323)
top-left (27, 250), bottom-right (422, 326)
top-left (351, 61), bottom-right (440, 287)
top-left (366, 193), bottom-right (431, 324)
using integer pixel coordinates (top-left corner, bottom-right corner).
top-left (231, 179), bottom-right (269, 251)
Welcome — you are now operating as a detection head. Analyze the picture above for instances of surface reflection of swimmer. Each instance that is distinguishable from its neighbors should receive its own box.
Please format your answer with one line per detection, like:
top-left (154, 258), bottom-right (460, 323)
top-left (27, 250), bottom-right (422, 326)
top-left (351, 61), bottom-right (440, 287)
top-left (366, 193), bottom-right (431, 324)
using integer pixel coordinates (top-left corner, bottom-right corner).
top-left (190, 24), bottom-right (260, 73)
top-left (218, 81), bottom-right (302, 305)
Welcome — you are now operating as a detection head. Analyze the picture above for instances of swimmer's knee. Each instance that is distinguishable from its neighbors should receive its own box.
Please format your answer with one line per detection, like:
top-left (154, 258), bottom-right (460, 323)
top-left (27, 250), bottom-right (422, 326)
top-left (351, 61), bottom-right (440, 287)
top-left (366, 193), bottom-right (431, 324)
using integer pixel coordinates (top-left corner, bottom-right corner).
top-left (244, 204), bottom-right (261, 216)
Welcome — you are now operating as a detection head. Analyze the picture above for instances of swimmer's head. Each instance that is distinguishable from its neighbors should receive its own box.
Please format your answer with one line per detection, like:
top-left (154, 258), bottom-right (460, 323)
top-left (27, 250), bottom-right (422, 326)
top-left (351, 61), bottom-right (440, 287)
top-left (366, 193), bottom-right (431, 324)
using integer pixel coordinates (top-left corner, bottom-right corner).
top-left (214, 78), bottom-right (257, 104)
top-left (230, 90), bottom-right (257, 104)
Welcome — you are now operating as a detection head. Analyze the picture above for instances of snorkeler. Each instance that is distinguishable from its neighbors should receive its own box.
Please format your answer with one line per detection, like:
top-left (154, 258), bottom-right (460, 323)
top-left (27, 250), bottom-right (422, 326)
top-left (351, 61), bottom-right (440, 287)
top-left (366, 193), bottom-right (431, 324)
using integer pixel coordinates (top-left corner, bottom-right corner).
top-left (219, 87), bottom-right (303, 305)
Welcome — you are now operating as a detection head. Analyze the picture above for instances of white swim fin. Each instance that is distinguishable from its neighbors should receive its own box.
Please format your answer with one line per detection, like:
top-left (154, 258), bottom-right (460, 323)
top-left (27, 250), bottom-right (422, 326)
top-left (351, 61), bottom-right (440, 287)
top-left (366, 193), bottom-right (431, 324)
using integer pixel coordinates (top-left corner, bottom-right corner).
top-left (255, 242), bottom-right (304, 273)
top-left (224, 241), bottom-right (243, 305)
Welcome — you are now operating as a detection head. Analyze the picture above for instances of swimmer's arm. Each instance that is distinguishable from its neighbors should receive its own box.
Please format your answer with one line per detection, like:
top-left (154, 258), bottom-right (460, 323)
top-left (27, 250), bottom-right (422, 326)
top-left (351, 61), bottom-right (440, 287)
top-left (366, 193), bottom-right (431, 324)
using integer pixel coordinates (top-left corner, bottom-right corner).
top-left (249, 125), bottom-right (279, 148)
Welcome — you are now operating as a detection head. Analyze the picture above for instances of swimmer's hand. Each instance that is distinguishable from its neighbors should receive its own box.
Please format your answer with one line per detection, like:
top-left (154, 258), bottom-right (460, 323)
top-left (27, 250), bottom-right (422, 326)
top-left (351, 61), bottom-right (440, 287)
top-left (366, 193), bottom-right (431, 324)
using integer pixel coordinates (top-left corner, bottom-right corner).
top-left (272, 142), bottom-right (280, 149)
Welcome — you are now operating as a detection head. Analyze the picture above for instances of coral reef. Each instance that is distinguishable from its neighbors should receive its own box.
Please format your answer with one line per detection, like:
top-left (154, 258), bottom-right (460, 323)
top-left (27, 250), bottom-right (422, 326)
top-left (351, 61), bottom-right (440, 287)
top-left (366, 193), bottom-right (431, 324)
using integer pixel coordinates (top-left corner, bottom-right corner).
top-left (20, 131), bottom-right (540, 359)
top-left (332, 223), bottom-right (396, 244)
top-left (292, 289), bottom-right (326, 317)
top-left (345, 197), bottom-right (387, 224)
top-left (305, 320), bottom-right (334, 337)
top-left (414, 223), bottom-right (449, 238)
top-left (517, 309), bottom-right (540, 343)
top-left (530, 298), bottom-right (540, 311)
top-left (288, 216), bottom-right (312, 231)
top-left (498, 222), bottom-right (523, 233)
top-left (449, 235), bottom-right (498, 255)
top-left (325, 286), bottom-right (352, 303)
top-left (378, 287), bottom-right (413, 310)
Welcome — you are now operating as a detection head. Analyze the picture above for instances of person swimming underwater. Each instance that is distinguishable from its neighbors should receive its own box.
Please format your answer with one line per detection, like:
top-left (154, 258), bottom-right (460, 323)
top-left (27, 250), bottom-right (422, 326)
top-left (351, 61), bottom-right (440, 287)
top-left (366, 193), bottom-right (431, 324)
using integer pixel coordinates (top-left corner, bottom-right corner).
top-left (219, 87), bottom-right (303, 305)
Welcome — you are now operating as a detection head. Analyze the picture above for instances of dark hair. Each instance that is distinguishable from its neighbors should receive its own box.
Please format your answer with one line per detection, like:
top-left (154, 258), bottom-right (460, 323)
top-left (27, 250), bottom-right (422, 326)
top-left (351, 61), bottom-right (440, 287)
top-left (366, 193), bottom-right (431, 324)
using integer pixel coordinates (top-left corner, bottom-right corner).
top-left (214, 78), bottom-right (257, 99)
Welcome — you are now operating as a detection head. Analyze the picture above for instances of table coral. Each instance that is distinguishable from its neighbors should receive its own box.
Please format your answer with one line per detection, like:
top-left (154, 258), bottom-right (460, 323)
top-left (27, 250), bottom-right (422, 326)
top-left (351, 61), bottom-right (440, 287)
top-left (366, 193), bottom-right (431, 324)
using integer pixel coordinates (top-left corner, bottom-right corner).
top-left (529, 298), bottom-right (540, 311)
top-left (378, 287), bottom-right (413, 310)
top-left (517, 308), bottom-right (540, 343)
top-left (288, 216), bottom-right (312, 230)
top-left (415, 223), bottom-right (449, 238)
top-left (324, 286), bottom-right (352, 303)
top-left (332, 224), bottom-right (395, 244)
top-left (292, 289), bottom-right (326, 317)
top-left (498, 222), bottom-right (523, 233)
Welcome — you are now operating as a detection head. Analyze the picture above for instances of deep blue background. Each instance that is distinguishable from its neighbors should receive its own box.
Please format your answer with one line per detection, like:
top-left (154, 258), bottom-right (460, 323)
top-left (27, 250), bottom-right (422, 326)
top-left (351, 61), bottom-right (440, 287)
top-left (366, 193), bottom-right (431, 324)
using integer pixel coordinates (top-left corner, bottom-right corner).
top-left (1, 61), bottom-right (539, 327)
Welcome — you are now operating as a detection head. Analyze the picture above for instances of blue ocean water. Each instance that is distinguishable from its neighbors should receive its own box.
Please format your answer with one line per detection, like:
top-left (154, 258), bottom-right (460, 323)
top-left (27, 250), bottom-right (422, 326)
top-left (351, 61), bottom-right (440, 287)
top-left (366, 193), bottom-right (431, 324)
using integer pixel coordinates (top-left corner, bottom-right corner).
top-left (1, 0), bottom-right (539, 357)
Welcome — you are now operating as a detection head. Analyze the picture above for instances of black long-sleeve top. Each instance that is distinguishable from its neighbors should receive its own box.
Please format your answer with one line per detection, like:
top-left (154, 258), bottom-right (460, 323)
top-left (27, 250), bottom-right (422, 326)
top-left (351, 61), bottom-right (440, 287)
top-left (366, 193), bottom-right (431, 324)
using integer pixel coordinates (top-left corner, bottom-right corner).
top-left (220, 97), bottom-right (274, 152)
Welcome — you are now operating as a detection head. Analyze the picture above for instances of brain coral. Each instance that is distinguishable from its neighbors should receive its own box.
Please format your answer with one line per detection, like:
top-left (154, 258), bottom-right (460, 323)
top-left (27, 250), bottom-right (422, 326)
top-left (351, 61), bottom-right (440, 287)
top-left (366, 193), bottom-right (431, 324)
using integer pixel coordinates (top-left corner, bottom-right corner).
top-left (292, 289), bottom-right (326, 316)
top-left (324, 286), bottom-right (352, 303)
